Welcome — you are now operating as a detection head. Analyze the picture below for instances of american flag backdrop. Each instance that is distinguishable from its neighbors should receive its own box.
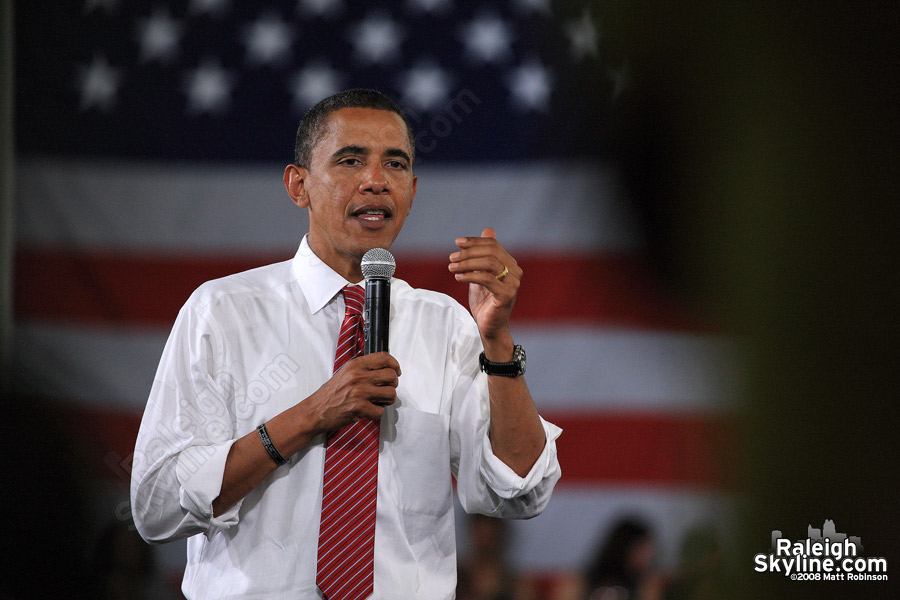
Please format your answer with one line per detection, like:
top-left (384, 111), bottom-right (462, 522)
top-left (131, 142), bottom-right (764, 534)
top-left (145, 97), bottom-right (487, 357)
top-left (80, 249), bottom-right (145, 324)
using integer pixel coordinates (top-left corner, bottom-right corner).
top-left (13, 0), bottom-right (739, 590)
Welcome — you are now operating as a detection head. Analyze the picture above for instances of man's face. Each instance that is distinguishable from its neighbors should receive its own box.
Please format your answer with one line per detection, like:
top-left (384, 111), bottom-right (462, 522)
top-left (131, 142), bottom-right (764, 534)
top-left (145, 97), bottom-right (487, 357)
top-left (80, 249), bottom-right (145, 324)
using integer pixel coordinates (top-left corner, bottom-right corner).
top-left (288, 107), bottom-right (416, 278)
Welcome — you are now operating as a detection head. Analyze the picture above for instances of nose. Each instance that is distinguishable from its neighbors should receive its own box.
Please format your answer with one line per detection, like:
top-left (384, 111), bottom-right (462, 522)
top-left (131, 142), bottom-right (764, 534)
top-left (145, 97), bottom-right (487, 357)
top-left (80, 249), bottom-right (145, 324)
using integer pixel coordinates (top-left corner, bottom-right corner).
top-left (359, 163), bottom-right (389, 195)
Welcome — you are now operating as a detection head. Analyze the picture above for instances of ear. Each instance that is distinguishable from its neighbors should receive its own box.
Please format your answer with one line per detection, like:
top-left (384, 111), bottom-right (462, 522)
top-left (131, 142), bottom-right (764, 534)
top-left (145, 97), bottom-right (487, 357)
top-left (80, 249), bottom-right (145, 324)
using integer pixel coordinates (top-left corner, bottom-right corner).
top-left (283, 164), bottom-right (310, 209)
top-left (408, 174), bottom-right (417, 215)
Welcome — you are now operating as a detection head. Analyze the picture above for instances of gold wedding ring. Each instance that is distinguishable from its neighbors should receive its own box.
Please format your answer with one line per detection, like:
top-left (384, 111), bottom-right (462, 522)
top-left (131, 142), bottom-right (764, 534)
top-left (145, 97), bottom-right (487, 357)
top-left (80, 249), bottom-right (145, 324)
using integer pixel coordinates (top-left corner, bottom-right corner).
top-left (495, 266), bottom-right (509, 281)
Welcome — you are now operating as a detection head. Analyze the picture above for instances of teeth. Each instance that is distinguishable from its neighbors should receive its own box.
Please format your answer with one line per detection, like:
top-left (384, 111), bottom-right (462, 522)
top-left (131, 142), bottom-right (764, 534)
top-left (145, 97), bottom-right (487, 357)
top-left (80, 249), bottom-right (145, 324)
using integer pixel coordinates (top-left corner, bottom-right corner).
top-left (357, 209), bottom-right (387, 218)
top-left (358, 209), bottom-right (385, 221)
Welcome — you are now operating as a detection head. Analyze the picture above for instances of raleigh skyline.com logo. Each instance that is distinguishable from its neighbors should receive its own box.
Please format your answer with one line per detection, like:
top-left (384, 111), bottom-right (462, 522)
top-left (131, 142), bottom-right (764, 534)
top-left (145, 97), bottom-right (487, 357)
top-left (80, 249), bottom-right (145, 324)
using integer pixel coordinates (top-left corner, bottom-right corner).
top-left (754, 519), bottom-right (888, 581)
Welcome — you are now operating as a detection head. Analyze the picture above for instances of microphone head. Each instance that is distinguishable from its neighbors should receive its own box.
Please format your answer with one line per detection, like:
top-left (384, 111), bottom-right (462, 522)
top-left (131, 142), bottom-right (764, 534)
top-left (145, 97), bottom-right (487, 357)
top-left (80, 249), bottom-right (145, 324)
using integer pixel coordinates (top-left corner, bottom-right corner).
top-left (361, 248), bottom-right (396, 280)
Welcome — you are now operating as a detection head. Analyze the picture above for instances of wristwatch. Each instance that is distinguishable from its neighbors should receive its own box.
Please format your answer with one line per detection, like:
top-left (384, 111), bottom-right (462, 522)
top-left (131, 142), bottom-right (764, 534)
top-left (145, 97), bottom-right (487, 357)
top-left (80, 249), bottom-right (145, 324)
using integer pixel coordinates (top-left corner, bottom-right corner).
top-left (479, 344), bottom-right (526, 377)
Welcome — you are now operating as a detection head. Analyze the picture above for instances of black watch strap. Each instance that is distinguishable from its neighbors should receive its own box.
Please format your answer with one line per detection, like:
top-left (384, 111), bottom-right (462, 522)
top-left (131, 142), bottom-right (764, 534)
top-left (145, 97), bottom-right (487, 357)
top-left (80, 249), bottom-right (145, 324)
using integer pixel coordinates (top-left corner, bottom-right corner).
top-left (479, 344), bottom-right (526, 377)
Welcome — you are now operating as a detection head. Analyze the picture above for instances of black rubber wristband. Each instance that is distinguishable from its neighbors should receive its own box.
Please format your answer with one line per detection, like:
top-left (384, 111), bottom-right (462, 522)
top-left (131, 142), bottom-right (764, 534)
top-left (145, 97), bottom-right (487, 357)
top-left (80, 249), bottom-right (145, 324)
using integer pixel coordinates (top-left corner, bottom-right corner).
top-left (257, 423), bottom-right (288, 466)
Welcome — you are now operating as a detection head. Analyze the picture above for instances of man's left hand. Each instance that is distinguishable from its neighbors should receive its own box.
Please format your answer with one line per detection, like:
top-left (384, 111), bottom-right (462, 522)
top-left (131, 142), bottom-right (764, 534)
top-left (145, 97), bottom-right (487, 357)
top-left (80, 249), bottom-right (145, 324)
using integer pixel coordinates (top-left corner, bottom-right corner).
top-left (449, 228), bottom-right (546, 478)
top-left (448, 227), bottom-right (522, 348)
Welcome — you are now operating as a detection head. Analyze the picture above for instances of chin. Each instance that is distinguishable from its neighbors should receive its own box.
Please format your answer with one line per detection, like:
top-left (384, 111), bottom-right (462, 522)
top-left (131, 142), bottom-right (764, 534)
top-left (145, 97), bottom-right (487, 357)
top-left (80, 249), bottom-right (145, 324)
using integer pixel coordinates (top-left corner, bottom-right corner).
top-left (361, 231), bottom-right (399, 250)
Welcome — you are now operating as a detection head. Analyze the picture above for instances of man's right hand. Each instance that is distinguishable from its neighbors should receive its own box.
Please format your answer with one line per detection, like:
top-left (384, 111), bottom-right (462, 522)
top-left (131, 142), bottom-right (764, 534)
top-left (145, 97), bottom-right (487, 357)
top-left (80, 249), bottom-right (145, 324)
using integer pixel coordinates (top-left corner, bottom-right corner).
top-left (212, 352), bottom-right (400, 516)
top-left (307, 352), bottom-right (401, 433)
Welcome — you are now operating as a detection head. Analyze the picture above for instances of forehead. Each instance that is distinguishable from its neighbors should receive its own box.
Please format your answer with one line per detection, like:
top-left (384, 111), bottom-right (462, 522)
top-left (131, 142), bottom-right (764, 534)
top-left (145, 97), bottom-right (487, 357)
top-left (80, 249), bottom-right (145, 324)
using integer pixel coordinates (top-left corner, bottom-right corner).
top-left (315, 107), bottom-right (411, 156)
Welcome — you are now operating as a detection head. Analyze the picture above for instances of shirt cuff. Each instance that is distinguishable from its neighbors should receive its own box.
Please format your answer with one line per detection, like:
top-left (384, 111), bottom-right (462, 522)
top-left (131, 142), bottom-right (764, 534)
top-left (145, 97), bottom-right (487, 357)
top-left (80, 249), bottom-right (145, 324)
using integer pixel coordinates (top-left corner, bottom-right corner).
top-left (176, 440), bottom-right (242, 539)
top-left (478, 417), bottom-right (562, 500)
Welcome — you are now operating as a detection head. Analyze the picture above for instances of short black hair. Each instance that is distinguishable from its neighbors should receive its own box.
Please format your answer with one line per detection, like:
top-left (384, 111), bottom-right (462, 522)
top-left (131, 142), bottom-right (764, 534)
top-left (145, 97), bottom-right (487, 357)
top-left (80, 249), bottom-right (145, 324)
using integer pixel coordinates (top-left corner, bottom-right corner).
top-left (293, 88), bottom-right (415, 169)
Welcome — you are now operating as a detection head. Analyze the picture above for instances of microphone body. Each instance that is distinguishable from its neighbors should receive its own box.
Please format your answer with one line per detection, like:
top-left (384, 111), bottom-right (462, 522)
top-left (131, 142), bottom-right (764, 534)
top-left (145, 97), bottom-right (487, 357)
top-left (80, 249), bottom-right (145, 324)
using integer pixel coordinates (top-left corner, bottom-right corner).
top-left (364, 278), bottom-right (390, 354)
top-left (361, 248), bottom-right (396, 355)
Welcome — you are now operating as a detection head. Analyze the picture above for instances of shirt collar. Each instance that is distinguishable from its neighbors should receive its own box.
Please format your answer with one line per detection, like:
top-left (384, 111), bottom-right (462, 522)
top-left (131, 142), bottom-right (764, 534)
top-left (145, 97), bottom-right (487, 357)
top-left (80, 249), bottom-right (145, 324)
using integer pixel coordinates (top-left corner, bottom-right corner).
top-left (291, 235), bottom-right (363, 314)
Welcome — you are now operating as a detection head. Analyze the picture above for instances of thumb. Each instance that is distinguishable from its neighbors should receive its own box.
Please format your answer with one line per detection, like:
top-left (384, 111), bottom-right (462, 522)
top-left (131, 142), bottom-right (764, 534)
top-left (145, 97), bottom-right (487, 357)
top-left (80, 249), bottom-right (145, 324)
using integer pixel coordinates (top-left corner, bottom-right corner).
top-left (481, 227), bottom-right (497, 239)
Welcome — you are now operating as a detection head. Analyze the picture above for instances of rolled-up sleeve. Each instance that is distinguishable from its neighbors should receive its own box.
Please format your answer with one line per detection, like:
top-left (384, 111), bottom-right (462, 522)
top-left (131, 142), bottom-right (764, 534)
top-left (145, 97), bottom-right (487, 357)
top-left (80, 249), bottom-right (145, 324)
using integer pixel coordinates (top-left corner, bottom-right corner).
top-left (131, 292), bottom-right (243, 543)
top-left (449, 312), bottom-right (562, 519)
top-left (479, 416), bottom-right (562, 500)
top-left (175, 441), bottom-right (241, 539)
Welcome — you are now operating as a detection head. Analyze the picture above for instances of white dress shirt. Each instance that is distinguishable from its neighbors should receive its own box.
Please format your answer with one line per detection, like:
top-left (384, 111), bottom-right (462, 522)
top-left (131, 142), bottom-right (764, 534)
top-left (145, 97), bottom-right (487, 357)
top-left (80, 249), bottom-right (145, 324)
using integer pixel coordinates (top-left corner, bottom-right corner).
top-left (131, 236), bottom-right (562, 599)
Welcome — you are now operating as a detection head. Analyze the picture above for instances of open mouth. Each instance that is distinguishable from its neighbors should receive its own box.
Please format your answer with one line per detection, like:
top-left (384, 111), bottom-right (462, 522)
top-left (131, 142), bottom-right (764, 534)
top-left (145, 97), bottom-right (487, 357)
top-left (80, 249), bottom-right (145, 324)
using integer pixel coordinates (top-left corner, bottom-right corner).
top-left (352, 205), bottom-right (393, 223)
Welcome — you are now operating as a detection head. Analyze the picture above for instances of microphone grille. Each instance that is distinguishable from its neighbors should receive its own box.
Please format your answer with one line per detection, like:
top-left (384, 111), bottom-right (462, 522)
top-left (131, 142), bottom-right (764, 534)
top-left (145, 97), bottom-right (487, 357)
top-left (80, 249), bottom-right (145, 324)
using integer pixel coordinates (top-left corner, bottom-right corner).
top-left (361, 248), bottom-right (396, 280)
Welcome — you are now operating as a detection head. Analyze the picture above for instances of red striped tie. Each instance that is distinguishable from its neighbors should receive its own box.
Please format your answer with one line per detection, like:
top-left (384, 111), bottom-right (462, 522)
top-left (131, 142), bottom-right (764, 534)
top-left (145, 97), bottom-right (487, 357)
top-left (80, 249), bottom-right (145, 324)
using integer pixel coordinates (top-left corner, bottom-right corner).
top-left (317, 285), bottom-right (378, 600)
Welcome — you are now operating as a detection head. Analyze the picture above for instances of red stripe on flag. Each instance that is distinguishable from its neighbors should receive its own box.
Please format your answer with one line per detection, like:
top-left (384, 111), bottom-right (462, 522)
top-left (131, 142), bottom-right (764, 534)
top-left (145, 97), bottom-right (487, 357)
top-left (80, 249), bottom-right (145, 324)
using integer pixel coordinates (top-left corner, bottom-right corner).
top-left (40, 401), bottom-right (733, 489)
top-left (15, 247), bottom-right (267, 327)
top-left (15, 246), bottom-right (702, 330)
top-left (546, 411), bottom-right (737, 489)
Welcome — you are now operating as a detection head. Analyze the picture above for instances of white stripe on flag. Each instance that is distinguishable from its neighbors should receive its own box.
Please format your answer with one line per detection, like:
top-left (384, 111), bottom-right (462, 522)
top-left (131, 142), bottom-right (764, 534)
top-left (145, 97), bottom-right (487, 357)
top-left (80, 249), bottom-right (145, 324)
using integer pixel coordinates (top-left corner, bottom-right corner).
top-left (14, 321), bottom-right (737, 412)
top-left (15, 158), bottom-right (639, 253)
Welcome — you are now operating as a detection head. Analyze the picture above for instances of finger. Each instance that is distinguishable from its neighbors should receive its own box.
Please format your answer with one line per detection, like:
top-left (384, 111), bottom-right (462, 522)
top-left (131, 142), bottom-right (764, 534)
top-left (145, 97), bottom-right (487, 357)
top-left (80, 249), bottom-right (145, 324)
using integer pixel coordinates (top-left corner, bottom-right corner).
top-left (364, 384), bottom-right (397, 406)
top-left (449, 249), bottom-right (522, 280)
top-left (450, 242), bottom-right (508, 258)
top-left (354, 351), bottom-right (402, 376)
top-left (449, 248), bottom-right (522, 286)
top-left (453, 269), bottom-right (519, 297)
top-left (450, 237), bottom-right (515, 266)
top-left (453, 235), bottom-right (502, 250)
top-left (372, 351), bottom-right (401, 375)
top-left (456, 227), bottom-right (498, 246)
top-left (369, 367), bottom-right (400, 388)
top-left (448, 255), bottom-right (508, 276)
top-left (343, 382), bottom-right (395, 409)
top-left (337, 361), bottom-right (399, 397)
top-left (358, 401), bottom-right (387, 419)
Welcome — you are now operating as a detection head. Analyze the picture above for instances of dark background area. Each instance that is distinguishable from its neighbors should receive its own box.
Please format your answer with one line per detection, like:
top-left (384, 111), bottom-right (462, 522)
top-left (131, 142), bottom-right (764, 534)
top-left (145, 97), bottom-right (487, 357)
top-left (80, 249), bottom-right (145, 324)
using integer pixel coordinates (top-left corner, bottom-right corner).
top-left (596, 1), bottom-right (900, 598)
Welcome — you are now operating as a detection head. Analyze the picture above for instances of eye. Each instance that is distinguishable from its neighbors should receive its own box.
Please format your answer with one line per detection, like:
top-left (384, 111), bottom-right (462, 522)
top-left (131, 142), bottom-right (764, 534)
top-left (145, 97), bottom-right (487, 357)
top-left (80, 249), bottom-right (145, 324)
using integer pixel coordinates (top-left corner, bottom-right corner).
top-left (339, 157), bottom-right (363, 166)
top-left (386, 160), bottom-right (408, 170)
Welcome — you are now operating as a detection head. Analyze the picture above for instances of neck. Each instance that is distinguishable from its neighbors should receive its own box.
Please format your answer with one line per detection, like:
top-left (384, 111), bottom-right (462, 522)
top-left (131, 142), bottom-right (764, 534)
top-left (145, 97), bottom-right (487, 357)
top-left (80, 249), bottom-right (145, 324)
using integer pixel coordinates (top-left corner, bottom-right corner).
top-left (306, 235), bottom-right (363, 282)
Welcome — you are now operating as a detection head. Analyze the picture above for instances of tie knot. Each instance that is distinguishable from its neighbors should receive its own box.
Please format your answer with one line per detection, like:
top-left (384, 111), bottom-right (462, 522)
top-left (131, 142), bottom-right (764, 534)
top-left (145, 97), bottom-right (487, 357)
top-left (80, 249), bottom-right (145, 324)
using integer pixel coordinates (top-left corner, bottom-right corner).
top-left (342, 285), bottom-right (364, 316)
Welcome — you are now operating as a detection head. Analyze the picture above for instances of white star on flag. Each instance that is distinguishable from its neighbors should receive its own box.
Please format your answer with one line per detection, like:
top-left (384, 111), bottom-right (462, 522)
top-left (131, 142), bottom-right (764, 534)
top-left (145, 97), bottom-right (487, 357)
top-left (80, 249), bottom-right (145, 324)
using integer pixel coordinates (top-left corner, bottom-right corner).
top-left (398, 60), bottom-right (452, 113)
top-left (405, 0), bottom-right (453, 16)
top-left (459, 14), bottom-right (514, 64)
top-left (77, 54), bottom-right (123, 111)
top-left (183, 60), bottom-right (233, 115)
top-left (348, 14), bottom-right (404, 65)
top-left (83, 0), bottom-right (119, 15)
top-left (188, 0), bottom-right (229, 17)
top-left (136, 8), bottom-right (183, 64)
top-left (242, 13), bottom-right (296, 66)
top-left (513, 0), bottom-right (552, 16)
top-left (297, 0), bottom-right (343, 19)
top-left (565, 8), bottom-right (599, 60)
top-left (507, 59), bottom-right (552, 112)
top-left (290, 61), bottom-right (344, 111)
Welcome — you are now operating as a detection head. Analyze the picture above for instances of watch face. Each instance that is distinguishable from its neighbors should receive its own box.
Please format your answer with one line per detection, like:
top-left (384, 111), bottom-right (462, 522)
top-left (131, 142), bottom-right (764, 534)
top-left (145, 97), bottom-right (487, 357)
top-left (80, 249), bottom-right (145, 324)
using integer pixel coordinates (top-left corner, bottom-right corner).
top-left (514, 345), bottom-right (526, 374)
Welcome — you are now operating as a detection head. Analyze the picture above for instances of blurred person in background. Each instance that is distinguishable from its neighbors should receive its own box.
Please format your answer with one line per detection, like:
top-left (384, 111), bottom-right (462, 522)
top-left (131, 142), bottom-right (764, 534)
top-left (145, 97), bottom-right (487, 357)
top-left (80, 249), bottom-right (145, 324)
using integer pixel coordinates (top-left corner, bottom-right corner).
top-left (580, 518), bottom-right (667, 600)
top-left (457, 514), bottom-right (534, 600)
top-left (663, 525), bottom-right (726, 600)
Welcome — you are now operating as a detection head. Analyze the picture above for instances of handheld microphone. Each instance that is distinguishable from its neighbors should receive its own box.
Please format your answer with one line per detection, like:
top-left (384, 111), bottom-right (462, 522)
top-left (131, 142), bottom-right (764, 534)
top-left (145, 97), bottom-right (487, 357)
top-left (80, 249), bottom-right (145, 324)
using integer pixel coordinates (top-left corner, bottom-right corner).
top-left (361, 248), bottom-right (395, 355)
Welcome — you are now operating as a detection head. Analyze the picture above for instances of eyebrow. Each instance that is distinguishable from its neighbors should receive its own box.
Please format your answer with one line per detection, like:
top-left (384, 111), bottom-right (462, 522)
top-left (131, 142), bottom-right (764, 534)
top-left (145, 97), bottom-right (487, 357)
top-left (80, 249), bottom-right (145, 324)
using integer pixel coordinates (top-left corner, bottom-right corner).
top-left (385, 148), bottom-right (412, 164)
top-left (331, 145), bottom-right (368, 160)
top-left (331, 145), bottom-right (411, 165)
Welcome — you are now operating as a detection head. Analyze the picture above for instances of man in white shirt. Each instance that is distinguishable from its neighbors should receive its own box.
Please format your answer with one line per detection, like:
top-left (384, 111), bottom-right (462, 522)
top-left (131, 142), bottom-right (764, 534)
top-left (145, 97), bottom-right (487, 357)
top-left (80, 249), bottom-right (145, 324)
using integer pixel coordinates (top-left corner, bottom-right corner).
top-left (131, 88), bottom-right (562, 599)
